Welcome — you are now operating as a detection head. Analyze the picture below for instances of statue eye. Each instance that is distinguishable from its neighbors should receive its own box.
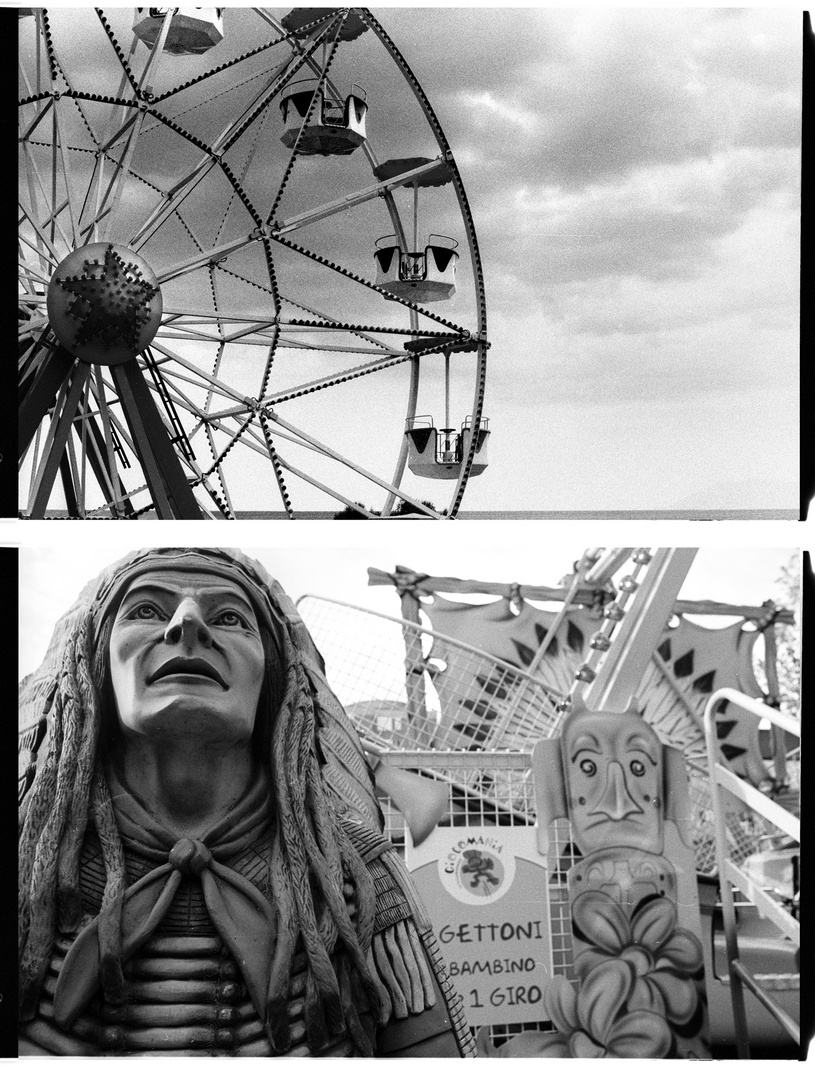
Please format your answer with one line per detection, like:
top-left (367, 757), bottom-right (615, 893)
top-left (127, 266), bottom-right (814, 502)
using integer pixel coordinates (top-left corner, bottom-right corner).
top-left (213, 610), bottom-right (246, 628)
top-left (630, 760), bottom-right (646, 777)
top-left (131, 603), bottom-right (162, 620)
top-left (579, 759), bottom-right (597, 776)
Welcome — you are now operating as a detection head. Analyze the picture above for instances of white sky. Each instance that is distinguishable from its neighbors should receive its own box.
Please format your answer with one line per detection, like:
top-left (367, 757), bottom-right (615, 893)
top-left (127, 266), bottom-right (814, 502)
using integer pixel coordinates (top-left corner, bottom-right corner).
top-left (17, 4), bottom-right (801, 515)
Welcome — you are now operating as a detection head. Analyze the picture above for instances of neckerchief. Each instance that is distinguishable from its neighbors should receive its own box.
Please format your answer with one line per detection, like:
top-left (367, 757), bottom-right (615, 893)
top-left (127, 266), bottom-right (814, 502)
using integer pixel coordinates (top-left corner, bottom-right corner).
top-left (53, 764), bottom-right (275, 1029)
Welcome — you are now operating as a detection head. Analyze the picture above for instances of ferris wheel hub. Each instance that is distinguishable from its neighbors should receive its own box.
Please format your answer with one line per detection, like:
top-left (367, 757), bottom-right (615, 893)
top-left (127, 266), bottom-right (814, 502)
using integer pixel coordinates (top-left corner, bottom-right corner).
top-left (46, 243), bottom-right (163, 367)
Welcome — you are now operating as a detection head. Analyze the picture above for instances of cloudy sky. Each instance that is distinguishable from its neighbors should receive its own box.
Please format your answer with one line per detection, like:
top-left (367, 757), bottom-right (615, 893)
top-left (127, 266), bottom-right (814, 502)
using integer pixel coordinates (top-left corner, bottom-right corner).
top-left (19, 5), bottom-right (801, 516)
top-left (377, 5), bottom-right (801, 512)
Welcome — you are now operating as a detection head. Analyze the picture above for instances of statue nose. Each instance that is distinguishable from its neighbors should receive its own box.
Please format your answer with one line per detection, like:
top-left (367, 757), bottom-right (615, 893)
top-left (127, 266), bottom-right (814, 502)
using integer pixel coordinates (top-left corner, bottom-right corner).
top-left (589, 760), bottom-right (641, 821)
top-left (164, 599), bottom-right (212, 648)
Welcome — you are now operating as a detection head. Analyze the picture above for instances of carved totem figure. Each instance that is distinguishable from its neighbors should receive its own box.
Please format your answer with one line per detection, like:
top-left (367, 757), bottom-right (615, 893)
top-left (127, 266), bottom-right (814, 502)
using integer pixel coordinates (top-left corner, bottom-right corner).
top-left (18, 548), bottom-right (474, 1057)
top-left (530, 703), bottom-right (709, 1058)
top-left (481, 702), bottom-right (708, 1058)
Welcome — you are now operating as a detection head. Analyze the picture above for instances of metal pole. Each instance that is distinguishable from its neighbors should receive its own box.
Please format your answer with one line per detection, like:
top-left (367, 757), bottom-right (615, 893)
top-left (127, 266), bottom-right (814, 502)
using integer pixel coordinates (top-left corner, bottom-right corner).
top-left (762, 625), bottom-right (787, 787)
top-left (704, 694), bottom-right (753, 1058)
top-left (444, 351), bottom-right (450, 433)
top-left (398, 588), bottom-right (430, 749)
top-left (585, 549), bottom-right (697, 712)
top-left (413, 180), bottom-right (418, 253)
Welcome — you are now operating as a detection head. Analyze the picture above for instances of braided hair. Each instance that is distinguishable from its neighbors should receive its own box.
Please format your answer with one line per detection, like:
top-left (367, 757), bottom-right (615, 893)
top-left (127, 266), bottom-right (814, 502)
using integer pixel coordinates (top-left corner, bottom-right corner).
top-left (19, 549), bottom-right (388, 1054)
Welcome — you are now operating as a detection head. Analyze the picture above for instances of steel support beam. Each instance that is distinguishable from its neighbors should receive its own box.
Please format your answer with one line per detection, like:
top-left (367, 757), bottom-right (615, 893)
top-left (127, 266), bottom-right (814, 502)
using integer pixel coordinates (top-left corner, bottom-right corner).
top-left (111, 361), bottom-right (203, 519)
top-left (19, 346), bottom-right (76, 459)
top-left (585, 548), bottom-right (697, 713)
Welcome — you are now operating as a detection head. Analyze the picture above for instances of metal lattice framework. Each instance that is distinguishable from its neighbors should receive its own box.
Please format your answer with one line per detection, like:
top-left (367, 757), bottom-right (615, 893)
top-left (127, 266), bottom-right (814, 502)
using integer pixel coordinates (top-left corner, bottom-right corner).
top-left (296, 593), bottom-right (796, 877)
top-left (19, 8), bottom-right (488, 518)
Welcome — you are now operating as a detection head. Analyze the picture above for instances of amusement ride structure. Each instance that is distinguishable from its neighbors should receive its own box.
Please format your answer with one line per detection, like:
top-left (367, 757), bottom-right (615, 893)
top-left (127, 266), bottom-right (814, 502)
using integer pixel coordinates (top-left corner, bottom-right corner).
top-left (18, 8), bottom-right (489, 518)
top-left (295, 548), bottom-right (801, 1056)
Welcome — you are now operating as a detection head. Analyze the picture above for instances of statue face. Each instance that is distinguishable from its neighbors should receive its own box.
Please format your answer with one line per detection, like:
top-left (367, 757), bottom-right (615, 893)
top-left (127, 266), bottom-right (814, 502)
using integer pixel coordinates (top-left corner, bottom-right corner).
top-left (109, 569), bottom-right (266, 748)
top-left (562, 710), bottom-right (664, 854)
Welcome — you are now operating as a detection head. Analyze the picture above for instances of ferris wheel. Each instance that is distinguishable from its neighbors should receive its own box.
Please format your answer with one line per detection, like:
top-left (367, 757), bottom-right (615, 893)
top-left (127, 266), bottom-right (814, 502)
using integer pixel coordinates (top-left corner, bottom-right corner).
top-left (18, 7), bottom-right (489, 519)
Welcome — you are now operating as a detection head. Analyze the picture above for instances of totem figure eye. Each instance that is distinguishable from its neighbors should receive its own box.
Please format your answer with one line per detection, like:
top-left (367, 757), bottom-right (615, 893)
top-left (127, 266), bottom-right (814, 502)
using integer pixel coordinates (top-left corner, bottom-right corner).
top-left (579, 759), bottom-right (597, 777)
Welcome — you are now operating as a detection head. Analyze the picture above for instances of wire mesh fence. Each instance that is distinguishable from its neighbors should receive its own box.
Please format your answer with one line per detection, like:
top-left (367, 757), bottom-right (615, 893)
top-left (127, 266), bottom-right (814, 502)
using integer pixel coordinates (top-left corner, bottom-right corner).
top-left (299, 595), bottom-right (563, 753)
top-left (300, 595), bottom-right (796, 877)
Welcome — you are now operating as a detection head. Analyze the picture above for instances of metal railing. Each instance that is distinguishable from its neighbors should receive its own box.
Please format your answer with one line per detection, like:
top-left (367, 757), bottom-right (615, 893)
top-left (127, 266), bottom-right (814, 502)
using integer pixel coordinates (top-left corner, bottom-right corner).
top-left (703, 688), bottom-right (800, 1055)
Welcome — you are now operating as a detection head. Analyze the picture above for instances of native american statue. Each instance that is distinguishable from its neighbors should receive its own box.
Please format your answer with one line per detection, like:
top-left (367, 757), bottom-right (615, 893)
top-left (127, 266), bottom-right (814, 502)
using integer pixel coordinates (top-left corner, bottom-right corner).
top-left (18, 548), bottom-right (475, 1057)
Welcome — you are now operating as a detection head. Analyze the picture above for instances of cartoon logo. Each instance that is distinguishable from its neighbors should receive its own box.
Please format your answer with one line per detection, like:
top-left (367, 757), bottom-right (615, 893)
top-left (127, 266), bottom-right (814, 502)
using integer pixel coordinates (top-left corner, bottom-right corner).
top-left (440, 836), bottom-right (515, 905)
top-left (458, 849), bottom-right (504, 896)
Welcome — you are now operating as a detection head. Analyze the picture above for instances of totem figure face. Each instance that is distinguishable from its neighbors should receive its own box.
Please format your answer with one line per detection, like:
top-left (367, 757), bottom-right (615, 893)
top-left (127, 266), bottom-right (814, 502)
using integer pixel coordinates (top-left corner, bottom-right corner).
top-left (109, 568), bottom-right (266, 748)
top-left (561, 709), bottom-right (664, 854)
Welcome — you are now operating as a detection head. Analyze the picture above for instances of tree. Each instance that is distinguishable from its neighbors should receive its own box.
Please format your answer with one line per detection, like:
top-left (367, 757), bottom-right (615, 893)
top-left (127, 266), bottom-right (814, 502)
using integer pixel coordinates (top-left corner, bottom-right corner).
top-left (332, 504), bottom-right (379, 519)
top-left (389, 499), bottom-right (440, 517)
top-left (756, 553), bottom-right (801, 719)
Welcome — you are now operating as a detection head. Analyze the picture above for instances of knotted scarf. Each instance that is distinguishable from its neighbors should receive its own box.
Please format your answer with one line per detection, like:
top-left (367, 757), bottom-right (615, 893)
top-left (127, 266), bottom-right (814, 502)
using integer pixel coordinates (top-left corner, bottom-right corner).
top-left (53, 764), bottom-right (275, 1030)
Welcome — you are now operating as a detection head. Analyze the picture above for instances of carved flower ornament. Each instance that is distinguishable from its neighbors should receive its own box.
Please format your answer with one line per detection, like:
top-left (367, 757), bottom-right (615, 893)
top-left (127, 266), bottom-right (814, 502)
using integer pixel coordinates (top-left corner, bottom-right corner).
top-left (542, 959), bottom-right (673, 1058)
top-left (571, 891), bottom-right (703, 1026)
top-left (531, 892), bottom-right (704, 1058)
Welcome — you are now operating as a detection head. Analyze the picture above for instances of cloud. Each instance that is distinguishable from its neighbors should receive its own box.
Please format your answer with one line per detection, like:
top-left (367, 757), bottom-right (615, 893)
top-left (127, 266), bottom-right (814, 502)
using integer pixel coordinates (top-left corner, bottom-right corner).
top-left (433, 7), bottom-right (799, 203)
top-left (475, 144), bottom-right (798, 320)
top-left (458, 90), bottom-right (538, 134)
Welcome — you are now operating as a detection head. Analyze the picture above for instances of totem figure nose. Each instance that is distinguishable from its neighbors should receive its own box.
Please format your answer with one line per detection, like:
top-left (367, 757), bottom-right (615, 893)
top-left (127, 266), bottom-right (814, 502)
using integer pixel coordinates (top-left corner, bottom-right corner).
top-left (164, 599), bottom-right (212, 649)
top-left (589, 760), bottom-right (641, 821)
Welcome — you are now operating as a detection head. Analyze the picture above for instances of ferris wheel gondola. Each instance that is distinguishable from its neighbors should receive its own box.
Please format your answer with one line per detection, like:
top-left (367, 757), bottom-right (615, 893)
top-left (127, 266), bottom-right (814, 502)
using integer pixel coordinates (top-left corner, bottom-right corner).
top-left (18, 7), bottom-right (489, 518)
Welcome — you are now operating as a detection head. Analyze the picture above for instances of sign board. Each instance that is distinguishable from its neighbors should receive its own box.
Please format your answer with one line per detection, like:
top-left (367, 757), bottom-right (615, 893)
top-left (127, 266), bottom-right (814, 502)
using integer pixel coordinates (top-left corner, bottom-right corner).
top-left (406, 826), bottom-right (552, 1025)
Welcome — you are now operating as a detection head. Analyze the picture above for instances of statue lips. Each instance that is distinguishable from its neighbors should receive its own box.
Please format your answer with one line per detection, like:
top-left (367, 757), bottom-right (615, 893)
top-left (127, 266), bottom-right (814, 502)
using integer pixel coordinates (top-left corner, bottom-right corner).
top-left (148, 656), bottom-right (228, 689)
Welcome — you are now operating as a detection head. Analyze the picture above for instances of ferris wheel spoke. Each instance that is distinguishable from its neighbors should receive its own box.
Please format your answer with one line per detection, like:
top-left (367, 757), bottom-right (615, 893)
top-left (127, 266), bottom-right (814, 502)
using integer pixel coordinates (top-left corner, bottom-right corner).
top-left (150, 30), bottom-right (288, 107)
top-left (268, 349), bottom-right (409, 402)
top-left (19, 94), bottom-right (54, 143)
top-left (271, 438), bottom-right (437, 520)
top-left (271, 448), bottom-right (379, 518)
top-left (135, 9), bottom-right (175, 94)
top-left (128, 157), bottom-right (218, 252)
top-left (128, 39), bottom-right (324, 252)
top-left (219, 22), bottom-right (334, 162)
top-left (40, 27), bottom-right (81, 251)
top-left (149, 341), bottom-right (254, 409)
top-left (19, 174), bottom-right (57, 280)
top-left (274, 338), bottom-right (397, 356)
top-left (144, 360), bottom-right (236, 415)
top-left (27, 361), bottom-right (91, 518)
top-left (19, 346), bottom-right (78, 461)
top-left (18, 317), bottom-right (50, 341)
top-left (50, 100), bottom-right (81, 248)
top-left (92, 376), bottom-right (143, 465)
top-left (109, 361), bottom-right (204, 519)
top-left (156, 233), bottom-right (261, 286)
top-left (271, 157), bottom-right (450, 238)
top-left (257, 8), bottom-right (356, 114)
top-left (19, 336), bottom-right (53, 384)
top-left (160, 305), bottom-right (277, 333)
top-left (277, 295), bottom-right (415, 353)
top-left (88, 369), bottom-right (134, 515)
top-left (17, 257), bottom-right (54, 286)
top-left (200, 348), bottom-right (408, 425)
top-left (265, 21), bottom-right (345, 226)
top-left (20, 152), bottom-right (73, 257)
top-left (272, 233), bottom-right (470, 335)
top-left (97, 107), bottom-right (155, 245)
top-left (58, 450), bottom-right (80, 518)
top-left (261, 409), bottom-right (443, 518)
top-left (68, 381), bottom-right (92, 512)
